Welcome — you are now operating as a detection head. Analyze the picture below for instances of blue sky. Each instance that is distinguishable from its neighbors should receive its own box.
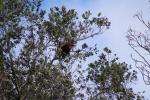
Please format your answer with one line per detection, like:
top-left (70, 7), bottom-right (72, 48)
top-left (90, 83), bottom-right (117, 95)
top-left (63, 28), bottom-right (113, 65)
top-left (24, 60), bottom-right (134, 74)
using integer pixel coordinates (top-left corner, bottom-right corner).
top-left (41, 0), bottom-right (150, 98)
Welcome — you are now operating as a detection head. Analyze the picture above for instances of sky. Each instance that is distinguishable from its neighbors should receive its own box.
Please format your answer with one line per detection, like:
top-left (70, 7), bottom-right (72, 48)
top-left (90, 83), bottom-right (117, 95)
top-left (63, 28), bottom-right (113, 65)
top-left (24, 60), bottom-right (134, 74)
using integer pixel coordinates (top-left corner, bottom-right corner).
top-left (41, 0), bottom-right (150, 98)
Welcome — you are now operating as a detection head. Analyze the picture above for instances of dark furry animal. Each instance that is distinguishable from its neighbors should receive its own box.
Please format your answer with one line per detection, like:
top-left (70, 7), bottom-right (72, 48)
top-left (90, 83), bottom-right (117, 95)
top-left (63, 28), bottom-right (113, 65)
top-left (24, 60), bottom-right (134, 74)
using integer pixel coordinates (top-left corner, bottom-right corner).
top-left (60, 42), bottom-right (74, 57)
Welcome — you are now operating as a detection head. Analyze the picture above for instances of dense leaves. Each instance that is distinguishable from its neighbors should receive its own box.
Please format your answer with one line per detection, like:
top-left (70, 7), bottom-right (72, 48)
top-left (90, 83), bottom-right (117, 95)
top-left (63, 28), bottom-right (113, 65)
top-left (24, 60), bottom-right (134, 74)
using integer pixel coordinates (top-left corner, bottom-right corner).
top-left (0, 0), bottom-right (111, 99)
top-left (0, 0), bottom-right (75, 99)
top-left (86, 48), bottom-right (144, 100)
top-left (0, 0), bottom-right (145, 100)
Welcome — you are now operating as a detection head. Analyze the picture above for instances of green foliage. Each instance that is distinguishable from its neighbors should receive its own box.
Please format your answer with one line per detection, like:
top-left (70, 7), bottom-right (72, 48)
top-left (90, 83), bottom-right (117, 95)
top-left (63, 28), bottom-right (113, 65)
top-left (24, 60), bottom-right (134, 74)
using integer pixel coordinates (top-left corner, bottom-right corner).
top-left (86, 48), bottom-right (144, 100)
top-left (44, 6), bottom-right (110, 47)
top-left (0, 0), bottom-right (3, 12)
top-left (0, 0), bottom-right (144, 99)
top-left (0, 0), bottom-right (110, 99)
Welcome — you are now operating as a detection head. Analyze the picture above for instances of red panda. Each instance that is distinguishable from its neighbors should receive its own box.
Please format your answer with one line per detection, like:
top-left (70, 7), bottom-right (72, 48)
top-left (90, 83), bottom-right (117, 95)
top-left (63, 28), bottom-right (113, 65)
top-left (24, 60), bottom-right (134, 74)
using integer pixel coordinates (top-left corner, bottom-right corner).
top-left (60, 42), bottom-right (74, 57)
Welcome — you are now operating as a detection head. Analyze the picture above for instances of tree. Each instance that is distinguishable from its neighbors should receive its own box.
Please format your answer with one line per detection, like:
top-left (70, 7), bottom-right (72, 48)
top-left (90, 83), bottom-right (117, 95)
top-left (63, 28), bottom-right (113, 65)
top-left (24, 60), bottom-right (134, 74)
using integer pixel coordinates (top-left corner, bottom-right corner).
top-left (86, 48), bottom-right (144, 100)
top-left (0, 0), bottom-right (143, 99)
top-left (0, 0), bottom-right (75, 99)
top-left (0, 0), bottom-right (110, 99)
top-left (127, 12), bottom-right (150, 85)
